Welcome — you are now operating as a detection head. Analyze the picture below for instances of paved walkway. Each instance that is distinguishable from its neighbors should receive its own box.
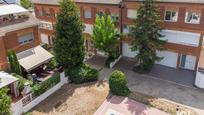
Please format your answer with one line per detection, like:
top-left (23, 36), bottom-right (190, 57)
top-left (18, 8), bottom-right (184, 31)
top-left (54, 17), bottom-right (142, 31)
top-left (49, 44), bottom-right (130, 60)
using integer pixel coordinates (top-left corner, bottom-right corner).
top-left (94, 96), bottom-right (169, 115)
top-left (116, 57), bottom-right (195, 87)
top-left (86, 55), bottom-right (204, 114)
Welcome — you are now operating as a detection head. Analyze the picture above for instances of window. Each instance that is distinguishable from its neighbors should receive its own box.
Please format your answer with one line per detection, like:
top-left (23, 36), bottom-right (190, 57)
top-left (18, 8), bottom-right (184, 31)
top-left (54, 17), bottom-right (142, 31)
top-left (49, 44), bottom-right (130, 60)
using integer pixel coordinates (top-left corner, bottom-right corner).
top-left (38, 8), bottom-right (43, 16)
top-left (84, 10), bottom-right (92, 19)
top-left (123, 24), bottom-right (131, 33)
top-left (97, 11), bottom-right (105, 18)
top-left (45, 8), bottom-right (51, 17)
top-left (185, 12), bottom-right (201, 24)
top-left (18, 32), bottom-right (34, 45)
top-left (165, 10), bottom-right (178, 22)
top-left (127, 9), bottom-right (137, 19)
top-left (110, 13), bottom-right (119, 22)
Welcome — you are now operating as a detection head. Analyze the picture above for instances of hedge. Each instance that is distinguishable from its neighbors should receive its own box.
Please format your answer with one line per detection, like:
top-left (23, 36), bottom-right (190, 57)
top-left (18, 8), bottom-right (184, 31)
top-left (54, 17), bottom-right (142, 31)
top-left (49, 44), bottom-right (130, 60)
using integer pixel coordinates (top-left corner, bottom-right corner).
top-left (109, 70), bottom-right (131, 96)
top-left (32, 72), bottom-right (60, 97)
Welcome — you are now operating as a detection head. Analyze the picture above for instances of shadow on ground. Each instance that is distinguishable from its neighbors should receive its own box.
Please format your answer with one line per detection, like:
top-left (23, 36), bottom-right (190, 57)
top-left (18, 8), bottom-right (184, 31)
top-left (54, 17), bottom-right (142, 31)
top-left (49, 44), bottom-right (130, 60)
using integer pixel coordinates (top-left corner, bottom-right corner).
top-left (86, 55), bottom-right (204, 112)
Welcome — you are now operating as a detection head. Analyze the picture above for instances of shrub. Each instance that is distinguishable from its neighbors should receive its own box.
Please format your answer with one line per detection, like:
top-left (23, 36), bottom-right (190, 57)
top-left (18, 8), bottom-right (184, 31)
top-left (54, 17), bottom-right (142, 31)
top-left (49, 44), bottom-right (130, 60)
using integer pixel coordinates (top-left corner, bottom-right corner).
top-left (109, 70), bottom-right (130, 96)
top-left (32, 72), bottom-right (60, 96)
top-left (67, 64), bottom-right (98, 84)
top-left (12, 73), bottom-right (33, 92)
top-left (47, 59), bottom-right (59, 70)
top-left (0, 87), bottom-right (12, 115)
top-left (7, 49), bottom-right (22, 75)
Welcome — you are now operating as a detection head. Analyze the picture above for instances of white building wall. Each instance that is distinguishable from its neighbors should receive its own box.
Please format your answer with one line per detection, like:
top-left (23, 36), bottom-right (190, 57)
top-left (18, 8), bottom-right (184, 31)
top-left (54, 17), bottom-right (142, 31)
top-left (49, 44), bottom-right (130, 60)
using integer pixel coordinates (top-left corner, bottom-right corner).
top-left (40, 34), bottom-right (49, 44)
top-left (156, 51), bottom-right (178, 68)
top-left (195, 71), bottom-right (204, 88)
top-left (11, 72), bottom-right (68, 115)
top-left (84, 24), bottom-right (93, 35)
top-left (122, 43), bottom-right (138, 58)
top-left (160, 30), bottom-right (200, 47)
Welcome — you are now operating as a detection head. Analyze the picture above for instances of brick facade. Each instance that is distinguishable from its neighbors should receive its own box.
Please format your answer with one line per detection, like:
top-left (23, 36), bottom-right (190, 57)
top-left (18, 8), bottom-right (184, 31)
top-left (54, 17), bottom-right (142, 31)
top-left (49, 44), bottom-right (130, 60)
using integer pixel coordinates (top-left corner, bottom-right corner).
top-left (33, 1), bottom-right (204, 71)
top-left (0, 26), bottom-right (41, 70)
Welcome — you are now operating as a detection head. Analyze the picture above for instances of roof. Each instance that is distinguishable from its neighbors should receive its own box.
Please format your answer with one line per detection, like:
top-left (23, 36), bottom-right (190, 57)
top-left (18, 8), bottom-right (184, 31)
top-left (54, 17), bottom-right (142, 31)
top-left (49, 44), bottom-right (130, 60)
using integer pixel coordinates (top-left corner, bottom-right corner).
top-left (17, 46), bottom-right (54, 72)
top-left (3, 0), bottom-right (20, 4)
top-left (0, 4), bottom-right (27, 16)
top-left (75, 0), bottom-right (122, 4)
top-left (32, 0), bottom-right (122, 5)
top-left (0, 13), bottom-right (40, 37)
top-left (124, 0), bottom-right (204, 4)
top-left (0, 71), bottom-right (18, 88)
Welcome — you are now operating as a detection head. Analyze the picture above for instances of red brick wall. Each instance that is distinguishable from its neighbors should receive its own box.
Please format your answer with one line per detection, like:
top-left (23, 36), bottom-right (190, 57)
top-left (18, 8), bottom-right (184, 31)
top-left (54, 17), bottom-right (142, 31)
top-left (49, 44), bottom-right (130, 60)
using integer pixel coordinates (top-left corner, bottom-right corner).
top-left (0, 26), bottom-right (41, 70)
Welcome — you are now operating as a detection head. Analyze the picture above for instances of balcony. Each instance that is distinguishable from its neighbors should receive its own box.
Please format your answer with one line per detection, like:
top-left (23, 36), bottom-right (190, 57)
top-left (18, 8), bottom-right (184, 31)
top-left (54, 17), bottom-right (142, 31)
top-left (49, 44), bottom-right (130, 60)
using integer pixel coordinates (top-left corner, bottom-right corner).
top-left (0, 15), bottom-right (29, 27)
top-left (39, 21), bottom-right (54, 30)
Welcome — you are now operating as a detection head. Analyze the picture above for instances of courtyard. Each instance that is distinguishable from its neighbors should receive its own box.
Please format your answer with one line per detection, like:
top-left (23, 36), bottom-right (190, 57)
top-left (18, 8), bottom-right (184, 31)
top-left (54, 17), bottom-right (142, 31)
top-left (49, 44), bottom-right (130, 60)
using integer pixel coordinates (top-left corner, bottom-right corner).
top-left (86, 55), bottom-right (204, 114)
top-left (30, 82), bottom-right (109, 115)
top-left (27, 55), bottom-right (204, 115)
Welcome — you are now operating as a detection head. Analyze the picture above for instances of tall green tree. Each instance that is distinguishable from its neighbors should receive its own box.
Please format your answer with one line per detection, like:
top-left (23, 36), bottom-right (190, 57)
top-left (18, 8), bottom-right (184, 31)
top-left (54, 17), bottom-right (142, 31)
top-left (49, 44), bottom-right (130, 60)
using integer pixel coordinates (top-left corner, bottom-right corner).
top-left (92, 15), bottom-right (120, 66)
top-left (0, 87), bottom-right (12, 115)
top-left (21, 0), bottom-right (33, 9)
top-left (54, 0), bottom-right (85, 70)
top-left (130, 0), bottom-right (166, 73)
top-left (8, 49), bottom-right (22, 75)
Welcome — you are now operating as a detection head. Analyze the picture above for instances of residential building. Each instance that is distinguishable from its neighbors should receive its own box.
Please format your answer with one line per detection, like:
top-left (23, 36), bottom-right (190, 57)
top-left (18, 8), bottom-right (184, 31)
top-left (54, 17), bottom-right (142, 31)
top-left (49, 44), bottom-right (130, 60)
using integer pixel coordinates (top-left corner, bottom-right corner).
top-left (0, 4), bottom-right (53, 72)
top-left (122, 0), bottom-right (204, 71)
top-left (33, 0), bottom-right (122, 55)
top-left (32, 0), bottom-right (204, 87)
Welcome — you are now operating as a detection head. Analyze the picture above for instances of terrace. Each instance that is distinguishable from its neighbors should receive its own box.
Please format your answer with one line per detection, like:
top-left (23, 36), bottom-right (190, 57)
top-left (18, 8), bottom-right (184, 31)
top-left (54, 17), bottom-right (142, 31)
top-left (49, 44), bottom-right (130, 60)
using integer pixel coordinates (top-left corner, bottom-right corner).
top-left (0, 14), bottom-right (29, 27)
top-left (0, 4), bottom-right (29, 27)
top-left (16, 46), bottom-right (55, 83)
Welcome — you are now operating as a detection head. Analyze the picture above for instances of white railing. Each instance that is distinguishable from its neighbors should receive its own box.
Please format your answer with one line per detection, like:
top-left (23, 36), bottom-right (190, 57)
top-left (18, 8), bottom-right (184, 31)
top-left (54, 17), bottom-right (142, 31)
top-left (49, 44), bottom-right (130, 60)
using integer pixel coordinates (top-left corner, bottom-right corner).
top-left (11, 71), bottom-right (68, 115)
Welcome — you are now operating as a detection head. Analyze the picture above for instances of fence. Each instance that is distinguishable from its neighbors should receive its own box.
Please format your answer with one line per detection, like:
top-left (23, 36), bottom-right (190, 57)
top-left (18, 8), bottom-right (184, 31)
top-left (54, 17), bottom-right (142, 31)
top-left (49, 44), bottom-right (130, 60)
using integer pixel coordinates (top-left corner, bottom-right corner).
top-left (11, 72), bottom-right (68, 115)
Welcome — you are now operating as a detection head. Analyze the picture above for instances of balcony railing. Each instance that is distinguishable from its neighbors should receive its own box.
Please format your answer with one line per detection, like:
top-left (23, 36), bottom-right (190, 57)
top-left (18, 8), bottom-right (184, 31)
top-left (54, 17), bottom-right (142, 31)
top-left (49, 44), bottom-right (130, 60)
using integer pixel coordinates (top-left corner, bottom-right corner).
top-left (0, 16), bottom-right (29, 27)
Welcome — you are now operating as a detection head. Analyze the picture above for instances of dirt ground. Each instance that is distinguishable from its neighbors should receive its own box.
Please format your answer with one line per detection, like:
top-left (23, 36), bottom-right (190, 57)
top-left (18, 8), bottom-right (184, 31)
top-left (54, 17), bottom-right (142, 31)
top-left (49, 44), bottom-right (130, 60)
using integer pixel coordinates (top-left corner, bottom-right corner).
top-left (30, 81), bottom-right (109, 115)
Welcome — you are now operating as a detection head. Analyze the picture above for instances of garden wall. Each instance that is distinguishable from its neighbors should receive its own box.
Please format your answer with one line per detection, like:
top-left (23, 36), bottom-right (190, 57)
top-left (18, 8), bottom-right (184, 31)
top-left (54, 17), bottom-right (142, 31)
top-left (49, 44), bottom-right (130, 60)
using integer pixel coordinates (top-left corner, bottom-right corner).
top-left (11, 72), bottom-right (68, 115)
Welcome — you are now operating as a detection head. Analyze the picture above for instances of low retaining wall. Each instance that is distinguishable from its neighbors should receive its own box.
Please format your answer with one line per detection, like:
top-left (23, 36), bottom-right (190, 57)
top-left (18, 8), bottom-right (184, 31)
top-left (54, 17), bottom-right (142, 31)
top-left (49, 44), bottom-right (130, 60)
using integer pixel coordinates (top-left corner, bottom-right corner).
top-left (11, 72), bottom-right (68, 115)
top-left (109, 55), bottom-right (122, 68)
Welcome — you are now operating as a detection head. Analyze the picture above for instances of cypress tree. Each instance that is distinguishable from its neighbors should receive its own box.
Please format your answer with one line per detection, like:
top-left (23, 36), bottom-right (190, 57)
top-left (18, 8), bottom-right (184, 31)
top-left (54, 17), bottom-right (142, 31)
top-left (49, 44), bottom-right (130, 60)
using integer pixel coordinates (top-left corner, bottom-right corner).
top-left (8, 49), bottom-right (22, 75)
top-left (54, 0), bottom-right (85, 70)
top-left (130, 0), bottom-right (166, 73)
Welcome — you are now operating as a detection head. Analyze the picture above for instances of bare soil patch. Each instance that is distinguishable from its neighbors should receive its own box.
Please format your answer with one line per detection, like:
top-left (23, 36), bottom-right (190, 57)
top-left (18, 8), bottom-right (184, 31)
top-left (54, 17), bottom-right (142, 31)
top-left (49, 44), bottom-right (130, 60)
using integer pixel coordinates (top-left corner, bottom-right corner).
top-left (30, 81), bottom-right (109, 115)
top-left (129, 92), bottom-right (198, 115)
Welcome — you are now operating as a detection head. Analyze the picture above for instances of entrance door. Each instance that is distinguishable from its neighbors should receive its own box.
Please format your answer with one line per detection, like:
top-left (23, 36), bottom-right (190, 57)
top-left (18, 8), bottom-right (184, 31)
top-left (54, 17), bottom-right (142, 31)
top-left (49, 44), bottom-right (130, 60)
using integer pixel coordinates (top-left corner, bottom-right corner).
top-left (180, 54), bottom-right (196, 70)
top-left (180, 55), bottom-right (186, 68)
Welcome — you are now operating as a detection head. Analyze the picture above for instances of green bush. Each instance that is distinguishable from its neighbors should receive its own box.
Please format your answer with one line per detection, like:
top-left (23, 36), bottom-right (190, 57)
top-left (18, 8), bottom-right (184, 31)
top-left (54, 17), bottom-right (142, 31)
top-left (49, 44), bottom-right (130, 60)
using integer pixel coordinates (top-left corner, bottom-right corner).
top-left (8, 49), bottom-right (22, 75)
top-left (109, 70), bottom-right (130, 96)
top-left (47, 59), bottom-right (58, 70)
top-left (0, 87), bottom-right (12, 115)
top-left (12, 73), bottom-right (33, 92)
top-left (32, 73), bottom-right (60, 96)
top-left (67, 64), bottom-right (98, 84)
